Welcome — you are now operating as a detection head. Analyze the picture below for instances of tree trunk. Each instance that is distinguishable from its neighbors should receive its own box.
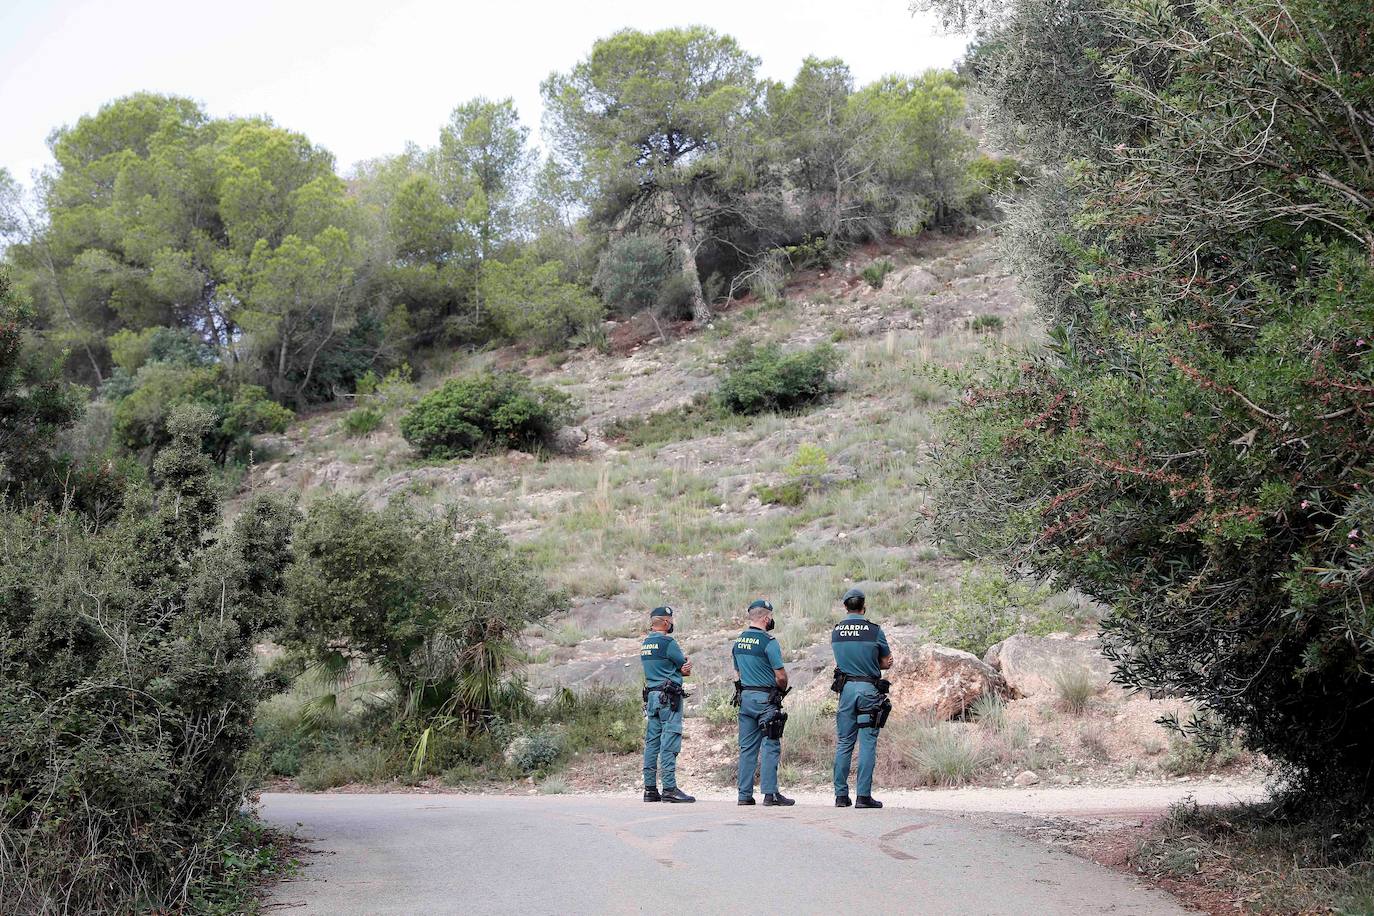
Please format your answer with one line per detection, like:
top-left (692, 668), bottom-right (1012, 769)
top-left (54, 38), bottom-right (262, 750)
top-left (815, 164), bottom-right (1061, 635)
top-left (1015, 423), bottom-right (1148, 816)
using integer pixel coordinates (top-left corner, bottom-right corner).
top-left (676, 209), bottom-right (710, 324)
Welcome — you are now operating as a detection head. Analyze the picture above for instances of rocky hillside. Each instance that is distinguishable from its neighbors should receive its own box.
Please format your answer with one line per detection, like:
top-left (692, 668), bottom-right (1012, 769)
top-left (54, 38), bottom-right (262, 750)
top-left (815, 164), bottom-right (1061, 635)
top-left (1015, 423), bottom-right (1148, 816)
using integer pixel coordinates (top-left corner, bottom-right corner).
top-left (246, 231), bottom-right (1248, 791)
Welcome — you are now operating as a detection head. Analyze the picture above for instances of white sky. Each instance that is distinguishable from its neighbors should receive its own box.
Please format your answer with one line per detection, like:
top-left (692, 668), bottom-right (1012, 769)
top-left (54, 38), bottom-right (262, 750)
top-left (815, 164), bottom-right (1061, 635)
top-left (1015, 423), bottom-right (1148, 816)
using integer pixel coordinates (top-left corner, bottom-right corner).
top-left (0, 0), bottom-right (968, 185)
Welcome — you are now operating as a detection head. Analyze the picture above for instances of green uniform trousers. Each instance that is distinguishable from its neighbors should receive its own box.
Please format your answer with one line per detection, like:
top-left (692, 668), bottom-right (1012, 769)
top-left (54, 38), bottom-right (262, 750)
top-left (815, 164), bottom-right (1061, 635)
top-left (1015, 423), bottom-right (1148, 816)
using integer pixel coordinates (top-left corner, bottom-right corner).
top-left (833, 680), bottom-right (881, 797)
top-left (643, 688), bottom-right (683, 790)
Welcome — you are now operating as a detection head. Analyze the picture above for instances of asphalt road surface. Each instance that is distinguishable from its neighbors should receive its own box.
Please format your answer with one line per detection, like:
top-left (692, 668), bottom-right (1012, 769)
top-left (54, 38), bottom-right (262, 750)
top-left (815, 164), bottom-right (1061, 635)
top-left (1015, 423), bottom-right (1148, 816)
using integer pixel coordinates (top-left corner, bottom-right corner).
top-left (260, 792), bottom-right (1198, 915)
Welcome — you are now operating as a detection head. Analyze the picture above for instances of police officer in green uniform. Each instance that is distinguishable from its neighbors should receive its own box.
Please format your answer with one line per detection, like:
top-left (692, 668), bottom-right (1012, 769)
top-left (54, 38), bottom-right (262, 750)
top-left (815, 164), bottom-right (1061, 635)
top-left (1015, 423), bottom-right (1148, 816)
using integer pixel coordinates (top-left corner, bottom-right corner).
top-left (640, 606), bottom-right (695, 803)
top-left (831, 588), bottom-right (893, 809)
top-left (731, 599), bottom-right (794, 807)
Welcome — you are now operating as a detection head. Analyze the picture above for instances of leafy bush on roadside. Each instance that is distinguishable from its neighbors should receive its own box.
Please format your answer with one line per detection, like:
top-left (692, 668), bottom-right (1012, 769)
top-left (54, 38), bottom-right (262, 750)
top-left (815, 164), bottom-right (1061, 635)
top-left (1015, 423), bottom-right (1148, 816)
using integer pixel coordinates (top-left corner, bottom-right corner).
top-left (504, 728), bottom-right (565, 775)
top-left (716, 341), bottom-right (839, 415)
top-left (0, 407), bottom-right (296, 912)
top-left (399, 371), bottom-right (574, 458)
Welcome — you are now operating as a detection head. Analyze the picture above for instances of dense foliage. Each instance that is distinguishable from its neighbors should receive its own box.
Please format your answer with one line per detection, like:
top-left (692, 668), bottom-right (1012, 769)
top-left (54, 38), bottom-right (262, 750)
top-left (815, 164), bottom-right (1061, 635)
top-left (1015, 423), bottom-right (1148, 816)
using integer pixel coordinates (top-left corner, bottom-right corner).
top-left (0, 406), bottom-right (295, 912)
top-left (717, 340), bottom-right (840, 415)
top-left (0, 267), bottom-right (83, 500)
top-left (399, 370), bottom-right (574, 458)
top-left (927, 0), bottom-right (1374, 796)
top-left (283, 495), bottom-right (564, 722)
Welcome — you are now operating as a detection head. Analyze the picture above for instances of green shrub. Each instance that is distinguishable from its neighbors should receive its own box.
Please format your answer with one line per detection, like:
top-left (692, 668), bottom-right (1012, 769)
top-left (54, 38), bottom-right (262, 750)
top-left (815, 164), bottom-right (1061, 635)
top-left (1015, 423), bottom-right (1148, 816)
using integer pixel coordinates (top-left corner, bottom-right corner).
top-left (927, 571), bottom-right (1058, 656)
top-left (716, 341), bottom-right (839, 415)
top-left (0, 408), bottom-right (296, 912)
top-left (484, 254), bottom-right (605, 351)
top-left (593, 235), bottom-right (676, 316)
top-left (399, 371), bottom-right (574, 459)
top-left (969, 314), bottom-right (1004, 334)
top-left (929, 0), bottom-right (1374, 797)
top-left (341, 405), bottom-right (385, 437)
top-left (283, 494), bottom-right (563, 724)
top-left (112, 363), bottom-right (293, 463)
top-left (756, 480), bottom-right (806, 507)
top-left (860, 259), bottom-right (895, 289)
top-left (505, 727), bottom-right (564, 775)
top-left (538, 687), bottom-right (642, 756)
top-left (603, 397), bottom-right (745, 447)
top-left (703, 690), bottom-right (739, 728)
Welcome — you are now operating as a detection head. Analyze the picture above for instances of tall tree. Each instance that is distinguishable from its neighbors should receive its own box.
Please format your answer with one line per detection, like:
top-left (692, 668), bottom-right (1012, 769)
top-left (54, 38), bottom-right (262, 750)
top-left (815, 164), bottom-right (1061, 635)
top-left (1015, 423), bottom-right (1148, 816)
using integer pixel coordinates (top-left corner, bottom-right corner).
top-left (437, 98), bottom-right (533, 321)
top-left (543, 27), bottom-right (763, 322)
top-left (6, 94), bottom-right (376, 402)
top-left (852, 71), bottom-right (976, 231)
top-left (768, 57), bottom-right (883, 242)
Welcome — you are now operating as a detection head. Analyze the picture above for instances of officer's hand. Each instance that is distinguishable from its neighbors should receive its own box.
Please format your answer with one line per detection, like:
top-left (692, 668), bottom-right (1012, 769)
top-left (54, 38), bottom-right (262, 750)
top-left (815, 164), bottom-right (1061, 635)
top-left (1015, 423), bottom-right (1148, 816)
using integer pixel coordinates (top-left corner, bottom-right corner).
top-left (681, 659), bottom-right (693, 676)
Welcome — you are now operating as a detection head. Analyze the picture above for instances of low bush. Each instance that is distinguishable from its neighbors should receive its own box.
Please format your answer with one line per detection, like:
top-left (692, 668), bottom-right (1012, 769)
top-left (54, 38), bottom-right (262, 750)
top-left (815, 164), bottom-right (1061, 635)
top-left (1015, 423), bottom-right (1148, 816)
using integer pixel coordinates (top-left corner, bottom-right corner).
top-left (341, 405), bottom-right (385, 437)
top-left (399, 371), bottom-right (574, 459)
top-left (534, 687), bottom-right (642, 757)
top-left (1132, 798), bottom-right (1374, 913)
top-left (926, 570), bottom-right (1058, 656)
top-left (716, 341), bottom-right (839, 416)
top-left (756, 480), bottom-right (806, 507)
top-left (504, 727), bottom-right (565, 775)
top-left (603, 397), bottom-right (746, 447)
top-left (969, 314), bottom-right (1004, 334)
top-left (860, 259), bottom-right (894, 289)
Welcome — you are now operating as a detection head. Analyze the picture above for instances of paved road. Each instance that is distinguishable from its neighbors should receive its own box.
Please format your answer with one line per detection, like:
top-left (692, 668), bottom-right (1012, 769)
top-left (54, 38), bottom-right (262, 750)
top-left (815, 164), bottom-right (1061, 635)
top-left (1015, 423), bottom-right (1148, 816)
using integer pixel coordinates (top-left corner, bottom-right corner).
top-left (260, 792), bottom-right (1194, 915)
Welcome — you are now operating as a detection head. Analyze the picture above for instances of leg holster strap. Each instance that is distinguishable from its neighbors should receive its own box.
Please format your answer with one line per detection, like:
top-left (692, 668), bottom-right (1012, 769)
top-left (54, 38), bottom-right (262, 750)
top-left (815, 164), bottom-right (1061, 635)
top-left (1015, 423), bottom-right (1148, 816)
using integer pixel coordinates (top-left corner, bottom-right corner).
top-left (856, 693), bottom-right (893, 730)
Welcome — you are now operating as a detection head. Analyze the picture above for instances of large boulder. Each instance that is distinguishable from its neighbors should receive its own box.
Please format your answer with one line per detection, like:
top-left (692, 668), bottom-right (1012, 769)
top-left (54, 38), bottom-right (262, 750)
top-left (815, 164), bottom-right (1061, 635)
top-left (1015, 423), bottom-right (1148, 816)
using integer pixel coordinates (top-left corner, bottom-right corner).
top-left (983, 634), bottom-right (1116, 698)
top-left (888, 643), bottom-right (1009, 720)
top-left (888, 265), bottom-right (942, 297)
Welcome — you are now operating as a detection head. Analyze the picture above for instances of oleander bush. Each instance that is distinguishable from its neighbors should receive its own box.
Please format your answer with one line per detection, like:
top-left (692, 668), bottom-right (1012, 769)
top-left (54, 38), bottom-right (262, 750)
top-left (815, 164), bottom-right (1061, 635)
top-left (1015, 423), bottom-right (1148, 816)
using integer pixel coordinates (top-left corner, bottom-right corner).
top-left (927, 0), bottom-right (1374, 798)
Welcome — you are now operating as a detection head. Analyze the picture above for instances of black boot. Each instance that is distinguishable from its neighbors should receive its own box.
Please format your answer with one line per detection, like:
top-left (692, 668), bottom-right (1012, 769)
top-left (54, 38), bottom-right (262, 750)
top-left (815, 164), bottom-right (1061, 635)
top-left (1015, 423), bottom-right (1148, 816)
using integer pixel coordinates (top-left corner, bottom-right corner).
top-left (855, 795), bottom-right (883, 809)
top-left (737, 796), bottom-right (756, 806)
top-left (763, 792), bottom-right (795, 807)
top-left (643, 787), bottom-right (661, 802)
top-left (835, 795), bottom-right (852, 807)
top-left (661, 787), bottom-right (696, 803)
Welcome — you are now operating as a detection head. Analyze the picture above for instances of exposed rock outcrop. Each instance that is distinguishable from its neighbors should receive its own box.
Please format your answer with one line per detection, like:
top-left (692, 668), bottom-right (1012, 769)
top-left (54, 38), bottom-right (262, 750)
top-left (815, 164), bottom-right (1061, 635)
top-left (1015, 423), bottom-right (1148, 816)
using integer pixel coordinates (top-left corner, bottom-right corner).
top-left (983, 634), bottom-right (1116, 698)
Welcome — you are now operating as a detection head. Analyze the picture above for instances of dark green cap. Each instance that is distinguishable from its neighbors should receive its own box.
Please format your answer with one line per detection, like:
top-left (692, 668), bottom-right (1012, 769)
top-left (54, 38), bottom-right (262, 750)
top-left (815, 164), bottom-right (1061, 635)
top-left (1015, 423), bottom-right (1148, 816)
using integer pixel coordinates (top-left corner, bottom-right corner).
top-left (650, 605), bottom-right (675, 618)
top-left (747, 599), bottom-right (773, 612)
top-left (842, 587), bottom-right (865, 603)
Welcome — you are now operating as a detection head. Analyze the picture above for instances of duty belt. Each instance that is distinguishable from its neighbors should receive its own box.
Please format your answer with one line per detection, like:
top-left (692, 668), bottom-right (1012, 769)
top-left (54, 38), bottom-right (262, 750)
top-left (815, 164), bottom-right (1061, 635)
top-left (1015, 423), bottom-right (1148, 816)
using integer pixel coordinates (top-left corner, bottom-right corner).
top-left (830, 668), bottom-right (890, 695)
top-left (731, 680), bottom-right (787, 707)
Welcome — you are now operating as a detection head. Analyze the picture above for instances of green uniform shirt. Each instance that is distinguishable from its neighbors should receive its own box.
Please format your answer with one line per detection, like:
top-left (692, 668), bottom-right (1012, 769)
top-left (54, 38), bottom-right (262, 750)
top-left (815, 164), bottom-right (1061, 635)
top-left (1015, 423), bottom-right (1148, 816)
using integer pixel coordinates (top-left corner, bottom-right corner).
top-left (830, 614), bottom-right (890, 678)
top-left (641, 632), bottom-right (686, 686)
top-left (731, 626), bottom-right (784, 687)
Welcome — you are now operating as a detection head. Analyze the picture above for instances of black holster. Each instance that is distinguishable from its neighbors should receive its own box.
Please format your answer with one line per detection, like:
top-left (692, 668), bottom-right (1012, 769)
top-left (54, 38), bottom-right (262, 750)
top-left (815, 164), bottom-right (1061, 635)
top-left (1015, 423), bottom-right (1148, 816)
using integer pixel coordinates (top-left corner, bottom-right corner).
top-left (731, 680), bottom-right (743, 708)
top-left (856, 692), bottom-right (893, 730)
top-left (648, 680), bottom-right (687, 713)
top-left (760, 707), bottom-right (788, 740)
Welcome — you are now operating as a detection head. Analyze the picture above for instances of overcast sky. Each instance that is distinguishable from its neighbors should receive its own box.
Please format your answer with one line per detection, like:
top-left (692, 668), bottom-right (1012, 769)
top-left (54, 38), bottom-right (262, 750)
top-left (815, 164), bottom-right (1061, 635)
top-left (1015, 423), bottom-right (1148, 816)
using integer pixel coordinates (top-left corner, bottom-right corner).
top-left (0, 0), bottom-right (968, 185)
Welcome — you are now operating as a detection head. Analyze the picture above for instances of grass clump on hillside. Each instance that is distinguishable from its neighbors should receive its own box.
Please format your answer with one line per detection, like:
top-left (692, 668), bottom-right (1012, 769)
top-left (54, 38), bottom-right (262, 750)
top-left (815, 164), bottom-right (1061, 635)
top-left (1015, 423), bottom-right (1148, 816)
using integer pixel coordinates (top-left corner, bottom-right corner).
top-left (861, 259), bottom-right (895, 289)
top-left (1052, 668), bottom-right (1099, 714)
top-left (717, 340), bottom-right (839, 415)
top-left (399, 370), bottom-right (574, 459)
